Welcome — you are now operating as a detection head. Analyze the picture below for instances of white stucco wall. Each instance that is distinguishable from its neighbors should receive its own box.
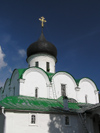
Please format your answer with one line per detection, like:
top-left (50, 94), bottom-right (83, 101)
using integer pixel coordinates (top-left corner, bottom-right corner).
top-left (19, 70), bottom-right (99, 104)
top-left (19, 68), bottom-right (50, 98)
top-left (0, 113), bottom-right (5, 133)
top-left (77, 78), bottom-right (99, 104)
top-left (0, 64), bottom-right (99, 105)
top-left (52, 72), bottom-right (77, 99)
top-left (2, 111), bottom-right (94, 133)
top-left (27, 53), bottom-right (56, 73)
top-left (0, 67), bottom-right (99, 105)
top-left (10, 70), bottom-right (19, 96)
top-left (0, 79), bottom-right (10, 100)
top-left (0, 69), bottom-right (20, 101)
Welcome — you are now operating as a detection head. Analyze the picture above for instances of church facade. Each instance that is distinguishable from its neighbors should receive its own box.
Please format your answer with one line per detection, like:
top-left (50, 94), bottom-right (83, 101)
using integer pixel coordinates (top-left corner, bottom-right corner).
top-left (0, 17), bottom-right (100, 133)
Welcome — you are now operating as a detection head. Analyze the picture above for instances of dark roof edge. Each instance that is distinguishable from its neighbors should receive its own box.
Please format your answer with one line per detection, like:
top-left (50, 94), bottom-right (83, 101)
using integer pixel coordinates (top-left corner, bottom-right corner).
top-left (3, 108), bottom-right (79, 114)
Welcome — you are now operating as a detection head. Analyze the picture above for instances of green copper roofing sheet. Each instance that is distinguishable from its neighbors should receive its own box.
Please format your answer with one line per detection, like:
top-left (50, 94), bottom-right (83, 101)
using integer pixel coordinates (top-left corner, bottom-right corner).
top-left (46, 72), bottom-right (55, 81)
top-left (17, 67), bottom-right (55, 82)
top-left (17, 69), bottom-right (27, 79)
top-left (75, 79), bottom-right (81, 86)
top-left (0, 96), bottom-right (80, 111)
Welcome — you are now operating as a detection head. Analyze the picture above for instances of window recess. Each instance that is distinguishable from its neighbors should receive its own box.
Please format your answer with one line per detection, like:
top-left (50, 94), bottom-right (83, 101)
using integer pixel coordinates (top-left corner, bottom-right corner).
top-left (85, 95), bottom-right (88, 103)
top-left (31, 115), bottom-right (36, 124)
top-left (35, 62), bottom-right (39, 67)
top-left (35, 88), bottom-right (38, 98)
top-left (61, 84), bottom-right (66, 96)
top-left (65, 116), bottom-right (70, 126)
top-left (46, 62), bottom-right (50, 72)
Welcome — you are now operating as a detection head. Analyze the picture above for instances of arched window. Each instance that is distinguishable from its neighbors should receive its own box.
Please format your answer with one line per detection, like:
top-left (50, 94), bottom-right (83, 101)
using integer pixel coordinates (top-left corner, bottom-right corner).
top-left (35, 88), bottom-right (38, 98)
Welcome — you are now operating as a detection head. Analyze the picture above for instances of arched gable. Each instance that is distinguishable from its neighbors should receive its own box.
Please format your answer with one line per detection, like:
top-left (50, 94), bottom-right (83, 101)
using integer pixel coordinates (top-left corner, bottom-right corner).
top-left (4, 78), bottom-right (10, 89)
top-left (79, 78), bottom-right (98, 92)
top-left (52, 72), bottom-right (77, 87)
top-left (10, 69), bottom-right (19, 96)
top-left (51, 71), bottom-right (77, 99)
top-left (20, 67), bottom-right (50, 98)
top-left (78, 78), bottom-right (99, 104)
top-left (1, 78), bottom-right (10, 98)
top-left (22, 67), bottom-right (50, 85)
top-left (10, 69), bottom-right (18, 84)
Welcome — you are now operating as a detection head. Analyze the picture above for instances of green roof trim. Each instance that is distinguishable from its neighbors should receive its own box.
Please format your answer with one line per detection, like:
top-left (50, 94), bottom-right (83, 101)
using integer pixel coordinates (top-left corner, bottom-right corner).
top-left (15, 68), bottom-right (100, 91)
top-left (49, 71), bottom-right (77, 84)
top-left (17, 67), bottom-right (55, 82)
top-left (75, 79), bottom-right (81, 86)
top-left (0, 96), bottom-right (81, 112)
top-left (17, 67), bottom-right (77, 83)
top-left (17, 69), bottom-right (27, 79)
top-left (75, 78), bottom-right (99, 91)
top-left (46, 72), bottom-right (55, 81)
top-left (3, 67), bottom-right (98, 92)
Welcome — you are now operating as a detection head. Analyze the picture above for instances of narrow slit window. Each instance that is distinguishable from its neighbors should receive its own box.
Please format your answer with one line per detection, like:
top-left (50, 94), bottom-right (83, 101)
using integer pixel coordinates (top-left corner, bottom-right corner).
top-left (65, 116), bottom-right (69, 125)
top-left (61, 84), bottom-right (66, 96)
top-left (46, 62), bottom-right (50, 72)
top-left (85, 95), bottom-right (88, 103)
top-left (35, 88), bottom-right (38, 98)
top-left (35, 62), bottom-right (39, 67)
top-left (31, 115), bottom-right (36, 124)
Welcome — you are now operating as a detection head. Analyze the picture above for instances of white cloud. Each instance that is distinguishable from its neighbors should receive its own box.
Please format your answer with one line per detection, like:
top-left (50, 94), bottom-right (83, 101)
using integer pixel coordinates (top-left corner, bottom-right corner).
top-left (0, 46), bottom-right (7, 69)
top-left (18, 49), bottom-right (26, 57)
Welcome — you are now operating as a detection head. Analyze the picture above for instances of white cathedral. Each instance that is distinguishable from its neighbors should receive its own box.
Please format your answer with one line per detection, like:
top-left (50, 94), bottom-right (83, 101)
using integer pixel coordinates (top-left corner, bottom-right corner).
top-left (0, 17), bottom-right (100, 133)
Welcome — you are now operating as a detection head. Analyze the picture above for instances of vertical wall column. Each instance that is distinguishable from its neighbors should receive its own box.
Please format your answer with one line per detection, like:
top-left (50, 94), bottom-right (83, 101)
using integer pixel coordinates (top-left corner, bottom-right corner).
top-left (18, 79), bottom-right (25, 95)
top-left (75, 86), bottom-right (80, 102)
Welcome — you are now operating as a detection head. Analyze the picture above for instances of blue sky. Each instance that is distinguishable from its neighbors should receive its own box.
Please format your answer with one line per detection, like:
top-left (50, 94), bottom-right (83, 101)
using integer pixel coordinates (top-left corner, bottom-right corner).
top-left (0, 1), bottom-right (100, 91)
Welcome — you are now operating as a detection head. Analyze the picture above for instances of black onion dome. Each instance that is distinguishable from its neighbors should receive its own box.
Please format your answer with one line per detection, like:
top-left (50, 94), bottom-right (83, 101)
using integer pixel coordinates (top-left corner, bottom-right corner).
top-left (27, 32), bottom-right (57, 59)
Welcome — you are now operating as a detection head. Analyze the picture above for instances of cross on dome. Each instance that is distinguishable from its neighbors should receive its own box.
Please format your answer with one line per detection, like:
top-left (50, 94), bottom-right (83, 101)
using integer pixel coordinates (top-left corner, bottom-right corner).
top-left (39, 16), bottom-right (47, 28)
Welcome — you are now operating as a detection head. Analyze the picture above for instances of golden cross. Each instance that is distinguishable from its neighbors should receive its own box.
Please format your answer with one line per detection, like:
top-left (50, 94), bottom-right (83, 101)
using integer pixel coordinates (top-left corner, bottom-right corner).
top-left (39, 16), bottom-right (47, 28)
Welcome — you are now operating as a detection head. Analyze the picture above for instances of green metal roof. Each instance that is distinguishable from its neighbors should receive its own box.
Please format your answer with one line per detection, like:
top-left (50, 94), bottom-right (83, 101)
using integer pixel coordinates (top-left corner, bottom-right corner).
top-left (17, 69), bottom-right (27, 79)
top-left (17, 67), bottom-right (55, 81)
top-left (75, 79), bottom-right (81, 86)
top-left (0, 96), bottom-right (80, 112)
top-left (46, 72), bottom-right (55, 81)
